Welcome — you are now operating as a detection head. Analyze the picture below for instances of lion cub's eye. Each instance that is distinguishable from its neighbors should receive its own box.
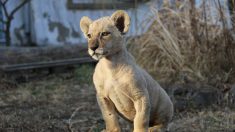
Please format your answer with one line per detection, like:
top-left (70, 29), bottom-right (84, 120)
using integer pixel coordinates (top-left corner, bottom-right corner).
top-left (101, 32), bottom-right (111, 37)
top-left (87, 34), bottom-right (91, 39)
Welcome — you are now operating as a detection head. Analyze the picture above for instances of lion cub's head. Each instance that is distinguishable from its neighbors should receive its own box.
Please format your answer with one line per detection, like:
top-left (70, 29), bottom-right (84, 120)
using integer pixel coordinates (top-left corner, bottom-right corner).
top-left (80, 10), bottom-right (130, 60)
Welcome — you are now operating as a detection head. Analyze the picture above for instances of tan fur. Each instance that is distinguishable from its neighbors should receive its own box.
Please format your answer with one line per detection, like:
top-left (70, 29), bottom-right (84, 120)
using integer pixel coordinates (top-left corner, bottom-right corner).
top-left (80, 10), bottom-right (173, 132)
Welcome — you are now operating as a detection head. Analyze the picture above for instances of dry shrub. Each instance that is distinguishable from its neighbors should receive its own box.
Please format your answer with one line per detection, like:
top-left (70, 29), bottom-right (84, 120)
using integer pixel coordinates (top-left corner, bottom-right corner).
top-left (171, 109), bottom-right (235, 132)
top-left (129, 0), bottom-right (235, 85)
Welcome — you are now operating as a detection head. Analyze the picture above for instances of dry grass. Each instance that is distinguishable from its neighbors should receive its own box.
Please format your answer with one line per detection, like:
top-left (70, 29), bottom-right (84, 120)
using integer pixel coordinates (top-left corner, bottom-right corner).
top-left (0, 65), bottom-right (100, 132)
top-left (0, 67), bottom-right (234, 132)
top-left (129, 0), bottom-right (235, 85)
top-left (171, 109), bottom-right (235, 132)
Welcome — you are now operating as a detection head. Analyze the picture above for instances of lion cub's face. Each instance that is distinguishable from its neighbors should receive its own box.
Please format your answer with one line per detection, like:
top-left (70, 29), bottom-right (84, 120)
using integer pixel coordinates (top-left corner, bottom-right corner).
top-left (80, 10), bottom-right (130, 60)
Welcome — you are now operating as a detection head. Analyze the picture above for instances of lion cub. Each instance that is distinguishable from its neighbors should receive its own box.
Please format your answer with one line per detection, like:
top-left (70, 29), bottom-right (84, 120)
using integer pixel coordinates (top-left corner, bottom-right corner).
top-left (80, 10), bottom-right (173, 132)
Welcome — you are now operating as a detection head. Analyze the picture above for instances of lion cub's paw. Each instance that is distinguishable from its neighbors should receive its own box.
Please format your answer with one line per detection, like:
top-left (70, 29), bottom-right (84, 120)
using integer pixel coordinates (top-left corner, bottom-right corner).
top-left (148, 124), bottom-right (164, 132)
top-left (133, 129), bottom-right (148, 132)
top-left (101, 128), bottom-right (121, 132)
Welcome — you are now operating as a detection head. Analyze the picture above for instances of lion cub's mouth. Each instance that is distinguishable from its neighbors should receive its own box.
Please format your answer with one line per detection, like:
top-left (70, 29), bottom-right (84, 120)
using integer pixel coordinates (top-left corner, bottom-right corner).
top-left (88, 48), bottom-right (108, 60)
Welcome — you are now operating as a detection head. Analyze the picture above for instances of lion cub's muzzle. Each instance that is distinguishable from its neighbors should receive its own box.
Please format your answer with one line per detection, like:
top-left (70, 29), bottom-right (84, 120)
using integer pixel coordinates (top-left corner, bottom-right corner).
top-left (88, 47), bottom-right (108, 60)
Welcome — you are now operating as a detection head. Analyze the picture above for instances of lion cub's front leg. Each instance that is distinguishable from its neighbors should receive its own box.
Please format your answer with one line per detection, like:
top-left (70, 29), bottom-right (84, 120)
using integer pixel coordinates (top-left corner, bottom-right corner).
top-left (96, 94), bottom-right (121, 132)
top-left (133, 96), bottom-right (150, 132)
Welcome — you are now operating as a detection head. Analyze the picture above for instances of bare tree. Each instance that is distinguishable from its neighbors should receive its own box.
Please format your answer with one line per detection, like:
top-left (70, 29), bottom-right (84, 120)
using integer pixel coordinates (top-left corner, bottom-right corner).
top-left (0, 0), bottom-right (30, 46)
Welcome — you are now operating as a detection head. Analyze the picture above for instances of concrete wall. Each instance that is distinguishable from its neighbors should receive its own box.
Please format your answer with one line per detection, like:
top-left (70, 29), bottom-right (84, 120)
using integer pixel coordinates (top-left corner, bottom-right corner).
top-left (30, 0), bottom-right (153, 46)
top-left (2, 0), bottom-right (155, 46)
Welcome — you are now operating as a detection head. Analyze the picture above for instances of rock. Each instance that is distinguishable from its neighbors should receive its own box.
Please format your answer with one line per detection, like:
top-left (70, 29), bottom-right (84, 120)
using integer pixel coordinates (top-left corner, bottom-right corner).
top-left (190, 86), bottom-right (221, 108)
top-left (167, 83), bottom-right (222, 112)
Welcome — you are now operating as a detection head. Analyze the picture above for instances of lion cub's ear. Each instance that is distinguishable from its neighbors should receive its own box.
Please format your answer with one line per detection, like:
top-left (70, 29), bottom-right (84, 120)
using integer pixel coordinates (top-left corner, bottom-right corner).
top-left (80, 16), bottom-right (93, 36)
top-left (111, 10), bottom-right (130, 35)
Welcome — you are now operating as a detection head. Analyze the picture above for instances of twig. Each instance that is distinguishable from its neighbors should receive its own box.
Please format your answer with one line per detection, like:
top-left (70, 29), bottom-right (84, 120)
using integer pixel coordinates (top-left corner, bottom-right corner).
top-left (1, 0), bottom-right (9, 5)
top-left (0, 0), bottom-right (9, 18)
top-left (9, 0), bottom-right (30, 19)
top-left (66, 106), bottom-right (84, 132)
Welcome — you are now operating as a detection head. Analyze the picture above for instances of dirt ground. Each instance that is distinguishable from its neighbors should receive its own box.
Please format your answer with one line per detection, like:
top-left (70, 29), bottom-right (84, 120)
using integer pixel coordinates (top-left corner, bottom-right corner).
top-left (0, 65), bottom-right (235, 132)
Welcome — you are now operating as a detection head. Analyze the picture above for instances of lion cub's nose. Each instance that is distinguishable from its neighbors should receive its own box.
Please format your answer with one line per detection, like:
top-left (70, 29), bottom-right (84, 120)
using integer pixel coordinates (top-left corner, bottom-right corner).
top-left (90, 44), bottom-right (99, 51)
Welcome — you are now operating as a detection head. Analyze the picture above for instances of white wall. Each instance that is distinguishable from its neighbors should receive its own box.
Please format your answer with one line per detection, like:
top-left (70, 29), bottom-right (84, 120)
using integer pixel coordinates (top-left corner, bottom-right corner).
top-left (30, 0), bottom-right (151, 46)
top-left (4, 0), bottom-right (155, 46)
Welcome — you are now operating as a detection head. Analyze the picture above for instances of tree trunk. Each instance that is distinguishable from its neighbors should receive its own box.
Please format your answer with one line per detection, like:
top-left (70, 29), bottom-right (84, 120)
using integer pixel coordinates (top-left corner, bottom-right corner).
top-left (5, 20), bottom-right (11, 46)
